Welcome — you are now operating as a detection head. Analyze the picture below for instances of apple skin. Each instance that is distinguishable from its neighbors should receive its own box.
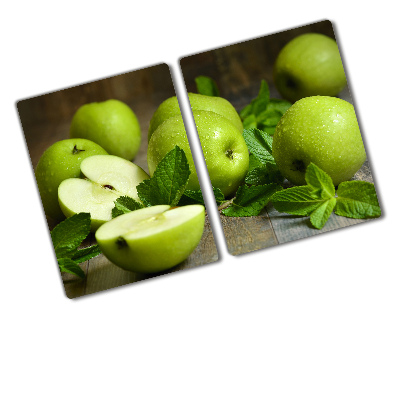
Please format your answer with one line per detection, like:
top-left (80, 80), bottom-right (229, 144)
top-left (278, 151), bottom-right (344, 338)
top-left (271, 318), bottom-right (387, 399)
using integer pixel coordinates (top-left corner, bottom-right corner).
top-left (70, 99), bottom-right (141, 160)
top-left (273, 33), bottom-right (347, 103)
top-left (148, 92), bottom-right (243, 140)
top-left (34, 138), bottom-right (108, 222)
top-left (148, 110), bottom-right (249, 196)
top-left (58, 155), bottom-right (149, 231)
top-left (272, 96), bottom-right (366, 186)
top-left (95, 204), bottom-right (205, 274)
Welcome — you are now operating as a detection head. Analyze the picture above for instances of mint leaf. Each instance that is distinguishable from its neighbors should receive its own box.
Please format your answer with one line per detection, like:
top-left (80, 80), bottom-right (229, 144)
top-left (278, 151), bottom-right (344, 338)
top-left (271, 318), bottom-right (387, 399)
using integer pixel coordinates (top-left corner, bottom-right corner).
top-left (242, 114), bottom-right (257, 130)
top-left (257, 100), bottom-right (291, 132)
top-left (245, 165), bottom-right (283, 185)
top-left (259, 126), bottom-right (277, 136)
top-left (211, 187), bottom-right (225, 204)
top-left (266, 98), bottom-right (292, 115)
top-left (256, 109), bottom-right (282, 127)
top-left (251, 80), bottom-right (270, 115)
top-left (58, 258), bottom-right (86, 279)
top-left (310, 198), bottom-right (337, 229)
top-left (305, 163), bottom-right (336, 199)
top-left (195, 76), bottom-right (220, 97)
top-left (271, 186), bottom-right (325, 216)
top-left (240, 80), bottom-right (270, 120)
top-left (112, 196), bottom-right (144, 218)
top-left (72, 245), bottom-right (101, 264)
top-left (245, 154), bottom-right (283, 185)
top-left (335, 181), bottom-right (381, 219)
top-left (180, 186), bottom-right (225, 206)
top-left (242, 128), bottom-right (275, 165)
top-left (240, 104), bottom-right (252, 122)
top-left (222, 183), bottom-right (281, 217)
top-left (137, 146), bottom-right (190, 207)
top-left (50, 213), bottom-right (102, 279)
top-left (270, 163), bottom-right (380, 229)
top-left (51, 213), bottom-right (91, 259)
top-left (239, 81), bottom-right (291, 132)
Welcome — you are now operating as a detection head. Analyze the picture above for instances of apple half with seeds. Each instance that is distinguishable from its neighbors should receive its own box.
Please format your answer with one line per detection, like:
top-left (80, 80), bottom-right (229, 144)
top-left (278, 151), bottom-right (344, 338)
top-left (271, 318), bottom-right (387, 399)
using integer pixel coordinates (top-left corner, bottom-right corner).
top-left (95, 204), bottom-right (205, 274)
top-left (58, 155), bottom-right (149, 231)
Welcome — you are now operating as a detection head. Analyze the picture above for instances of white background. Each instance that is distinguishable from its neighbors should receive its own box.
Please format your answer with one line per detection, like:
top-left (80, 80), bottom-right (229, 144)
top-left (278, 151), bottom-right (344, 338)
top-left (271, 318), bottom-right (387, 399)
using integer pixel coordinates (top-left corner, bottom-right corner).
top-left (1, 1), bottom-right (399, 399)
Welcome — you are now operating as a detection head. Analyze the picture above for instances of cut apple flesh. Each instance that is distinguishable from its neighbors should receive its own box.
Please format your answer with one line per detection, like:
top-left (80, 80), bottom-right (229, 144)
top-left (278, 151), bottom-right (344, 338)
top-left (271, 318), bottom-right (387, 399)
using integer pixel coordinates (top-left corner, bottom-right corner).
top-left (95, 204), bottom-right (205, 273)
top-left (58, 155), bottom-right (149, 231)
top-left (80, 155), bottom-right (149, 201)
top-left (58, 178), bottom-right (123, 231)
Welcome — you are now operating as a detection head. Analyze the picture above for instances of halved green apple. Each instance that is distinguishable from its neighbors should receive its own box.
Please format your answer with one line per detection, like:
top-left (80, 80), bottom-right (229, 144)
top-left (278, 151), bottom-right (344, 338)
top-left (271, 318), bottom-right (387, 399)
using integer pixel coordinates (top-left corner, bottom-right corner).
top-left (58, 155), bottom-right (149, 231)
top-left (95, 204), bottom-right (205, 274)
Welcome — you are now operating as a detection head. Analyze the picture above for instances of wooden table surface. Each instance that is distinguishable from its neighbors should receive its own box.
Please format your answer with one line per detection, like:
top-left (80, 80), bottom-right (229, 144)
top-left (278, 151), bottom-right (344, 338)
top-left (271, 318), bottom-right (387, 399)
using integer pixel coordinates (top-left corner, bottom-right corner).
top-left (18, 20), bottom-right (378, 299)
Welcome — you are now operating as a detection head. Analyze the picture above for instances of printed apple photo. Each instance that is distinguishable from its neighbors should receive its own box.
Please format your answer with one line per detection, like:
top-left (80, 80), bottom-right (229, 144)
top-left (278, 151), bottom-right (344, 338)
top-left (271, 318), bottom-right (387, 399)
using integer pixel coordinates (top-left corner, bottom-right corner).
top-left (17, 63), bottom-right (219, 298)
top-left (179, 20), bottom-right (381, 255)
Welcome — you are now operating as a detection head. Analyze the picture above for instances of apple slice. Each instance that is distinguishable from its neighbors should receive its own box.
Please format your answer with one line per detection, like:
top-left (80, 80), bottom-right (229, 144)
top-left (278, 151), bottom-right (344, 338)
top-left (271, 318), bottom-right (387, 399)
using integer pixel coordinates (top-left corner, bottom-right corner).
top-left (58, 155), bottom-right (149, 231)
top-left (95, 204), bottom-right (205, 274)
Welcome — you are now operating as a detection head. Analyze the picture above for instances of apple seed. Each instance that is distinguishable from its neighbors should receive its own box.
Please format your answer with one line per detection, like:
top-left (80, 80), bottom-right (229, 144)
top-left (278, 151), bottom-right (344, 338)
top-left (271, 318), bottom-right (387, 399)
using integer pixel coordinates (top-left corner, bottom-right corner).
top-left (116, 236), bottom-right (128, 249)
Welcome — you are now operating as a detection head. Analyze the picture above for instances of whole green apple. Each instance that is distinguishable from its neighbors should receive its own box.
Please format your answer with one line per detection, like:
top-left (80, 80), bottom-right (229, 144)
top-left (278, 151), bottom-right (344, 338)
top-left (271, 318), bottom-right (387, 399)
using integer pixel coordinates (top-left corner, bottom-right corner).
top-left (70, 99), bottom-right (141, 160)
top-left (148, 92), bottom-right (243, 140)
top-left (148, 110), bottom-right (249, 196)
top-left (95, 204), bottom-right (205, 273)
top-left (35, 138), bottom-right (108, 222)
top-left (273, 33), bottom-right (347, 103)
top-left (58, 155), bottom-right (149, 231)
top-left (272, 96), bottom-right (366, 186)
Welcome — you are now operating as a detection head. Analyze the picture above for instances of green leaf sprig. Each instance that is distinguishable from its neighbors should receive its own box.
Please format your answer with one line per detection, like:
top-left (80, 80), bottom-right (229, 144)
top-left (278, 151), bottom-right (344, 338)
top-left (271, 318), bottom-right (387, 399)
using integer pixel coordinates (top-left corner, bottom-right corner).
top-left (242, 127), bottom-right (283, 186)
top-left (137, 146), bottom-right (191, 207)
top-left (111, 146), bottom-right (193, 216)
top-left (112, 196), bottom-right (144, 218)
top-left (179, 186), bottom-right (225, 206)
top-left (271, 163), bottom-right (381, 229)
top-left (195, 76), bottom-right (220, 97)
top-left (221, 183), bottom-right (282, 217)
top-left (240, 80), bottom-right (291, 133)
top-left (51, 213), bottom-right (100, 278)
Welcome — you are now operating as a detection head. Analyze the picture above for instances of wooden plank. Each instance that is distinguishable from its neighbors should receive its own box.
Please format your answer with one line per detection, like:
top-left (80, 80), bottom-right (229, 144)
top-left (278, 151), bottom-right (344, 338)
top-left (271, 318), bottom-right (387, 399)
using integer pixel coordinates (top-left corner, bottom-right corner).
top-left (220, 213), bottom-right (278, 255)
top-left (267, 204), bottom-right (370, 245)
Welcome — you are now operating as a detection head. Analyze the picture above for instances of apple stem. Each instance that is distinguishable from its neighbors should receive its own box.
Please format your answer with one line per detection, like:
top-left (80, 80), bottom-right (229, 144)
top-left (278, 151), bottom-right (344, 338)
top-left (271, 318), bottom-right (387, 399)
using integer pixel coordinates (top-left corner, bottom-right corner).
top-left (72, 145), bottom-right (85, 155)
top-left (225, 149), bottom-right (234, 160)
top-left (217, 199), bottom-right (234, 211)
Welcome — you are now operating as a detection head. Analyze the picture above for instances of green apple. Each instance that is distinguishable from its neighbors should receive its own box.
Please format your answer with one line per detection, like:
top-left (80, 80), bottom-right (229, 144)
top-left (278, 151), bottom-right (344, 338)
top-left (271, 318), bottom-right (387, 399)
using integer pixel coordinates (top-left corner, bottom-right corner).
top-left (70, 99), bottom-right (141, 160)
top-left (35, 138), bottom-right (108, 222)
top-left (148, 92), bottom-right (243, 140)
top-left (58, 155), bottom-right (149, 231)
top-left (148, 110), bottom-right (249, 197)
top-left (95, 204), bottom-right (205, 273)
top-left (273, 33), bottom-right (347, 103)
top-left (272, 96), bottom-right (366, 186)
